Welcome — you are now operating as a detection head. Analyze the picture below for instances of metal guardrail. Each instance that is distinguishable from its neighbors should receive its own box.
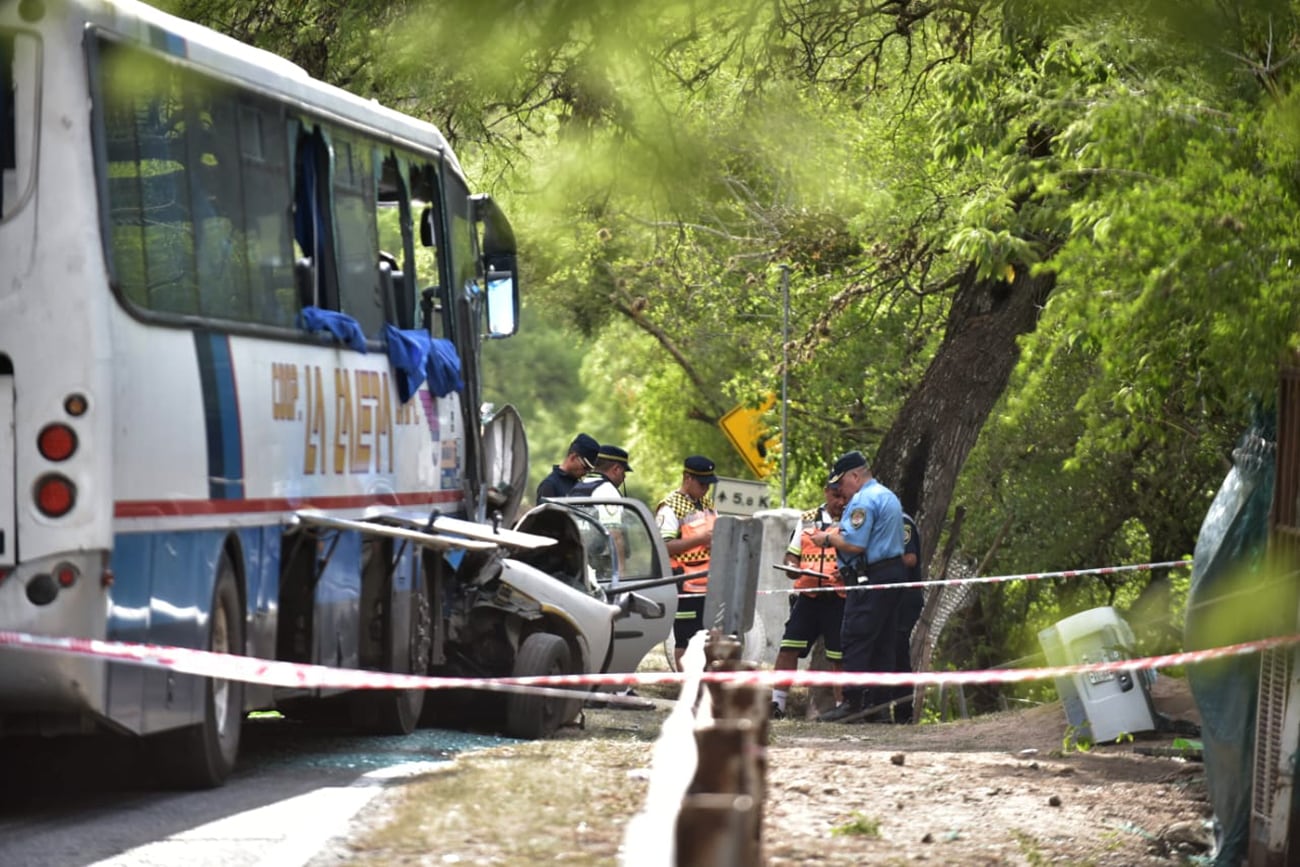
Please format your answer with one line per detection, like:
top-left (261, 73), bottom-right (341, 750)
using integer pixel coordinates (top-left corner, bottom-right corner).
top-left (621, 630), bottom-right (770, 866)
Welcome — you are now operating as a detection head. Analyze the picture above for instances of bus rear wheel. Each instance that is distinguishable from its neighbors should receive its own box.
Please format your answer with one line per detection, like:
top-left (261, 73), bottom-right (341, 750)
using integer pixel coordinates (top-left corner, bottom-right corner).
top-left (155, 554), bottom-right (245, 788)
top-left (351, 577), bottom-right (431, 733)
top-left (349, 550), bottom-right (432, 735)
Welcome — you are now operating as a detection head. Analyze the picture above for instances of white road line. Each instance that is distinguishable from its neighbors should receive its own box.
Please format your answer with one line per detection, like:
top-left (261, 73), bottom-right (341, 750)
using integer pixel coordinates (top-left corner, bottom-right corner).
top-left (87, 763), bottom-right (443, 867)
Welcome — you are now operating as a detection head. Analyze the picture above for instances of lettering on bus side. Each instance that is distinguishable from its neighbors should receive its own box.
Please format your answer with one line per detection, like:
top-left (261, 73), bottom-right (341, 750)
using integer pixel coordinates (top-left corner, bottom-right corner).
top-left (271, 363), bottom-right (426, 475)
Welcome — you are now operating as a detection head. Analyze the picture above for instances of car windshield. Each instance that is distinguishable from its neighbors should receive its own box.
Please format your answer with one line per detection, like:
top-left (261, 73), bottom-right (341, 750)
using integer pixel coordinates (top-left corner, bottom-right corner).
top-left (567, 502), bottom-right (659, 585)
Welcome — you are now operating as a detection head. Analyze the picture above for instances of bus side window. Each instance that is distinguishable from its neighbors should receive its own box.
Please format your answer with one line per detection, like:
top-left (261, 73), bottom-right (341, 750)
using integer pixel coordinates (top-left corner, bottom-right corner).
top-left (101, 46), bottom-right (194, 314)
top-left (418, 205), bottom-right (440, 330)
top-left (98, 40), bottom-right (295, 328)
top-left (0, 32), bottom-right (37, 222)
top-left (445, 173), bottom-right (478, 299)
top-left (375, 153), bottom-right (414, 328)
top-left (331, 136), bottom-right (383, 338)
top-left (192, 89), bottom-right (251, 321)
top-left (235, 100), bottom-right (295, 327)
top-left (410, 162), bottom-right (448, 338)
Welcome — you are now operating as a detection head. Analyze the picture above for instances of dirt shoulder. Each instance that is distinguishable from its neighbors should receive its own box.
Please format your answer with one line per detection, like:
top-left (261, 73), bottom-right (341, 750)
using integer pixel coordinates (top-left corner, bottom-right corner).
top-left (309, 678), bottom-right (1212, 866)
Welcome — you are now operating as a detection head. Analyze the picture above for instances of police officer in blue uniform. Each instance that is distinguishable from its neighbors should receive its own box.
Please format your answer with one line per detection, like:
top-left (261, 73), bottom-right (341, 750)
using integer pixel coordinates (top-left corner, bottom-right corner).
top-left (536, 433), bottom-right (601, 501)
top-left (810, 450), bottom-right (907, 722)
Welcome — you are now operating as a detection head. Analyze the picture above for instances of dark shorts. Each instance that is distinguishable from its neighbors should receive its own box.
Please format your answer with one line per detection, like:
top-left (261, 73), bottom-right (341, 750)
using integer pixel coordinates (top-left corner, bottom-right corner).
top-left (779, 593), bottom-right (846, 660)
top-left (673, 593), bottom-right (706, 649)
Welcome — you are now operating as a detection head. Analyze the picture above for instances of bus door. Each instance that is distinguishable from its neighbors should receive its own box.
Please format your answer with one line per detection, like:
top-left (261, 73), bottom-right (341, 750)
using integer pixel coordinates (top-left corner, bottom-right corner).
top-left (1, 29), bottom-right (35, 572)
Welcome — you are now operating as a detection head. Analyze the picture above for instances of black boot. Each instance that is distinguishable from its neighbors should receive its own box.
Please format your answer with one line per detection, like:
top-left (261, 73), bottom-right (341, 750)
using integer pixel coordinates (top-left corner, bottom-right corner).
top-left (818, 700), bottom-right (865, 723)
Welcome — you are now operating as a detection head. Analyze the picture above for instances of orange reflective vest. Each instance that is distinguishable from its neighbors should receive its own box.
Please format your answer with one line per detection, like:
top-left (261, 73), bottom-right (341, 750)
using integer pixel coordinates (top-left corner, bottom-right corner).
top-left (660, 491), bottom-right (716, 594)
top-left (794, 525), bottom-right (845, 598)
top-left (788, 506), bottom-right (845, 598)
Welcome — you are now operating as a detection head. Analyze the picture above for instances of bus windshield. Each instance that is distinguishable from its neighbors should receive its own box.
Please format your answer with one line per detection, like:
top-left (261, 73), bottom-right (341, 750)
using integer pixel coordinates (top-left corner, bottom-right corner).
top-left (0, 29), bottom-right (38, 222)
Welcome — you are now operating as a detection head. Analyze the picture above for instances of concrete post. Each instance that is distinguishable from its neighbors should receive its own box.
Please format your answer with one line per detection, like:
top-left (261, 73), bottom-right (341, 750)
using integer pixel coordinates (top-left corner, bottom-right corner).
top-left (746, 508), bottom-right (801, 665)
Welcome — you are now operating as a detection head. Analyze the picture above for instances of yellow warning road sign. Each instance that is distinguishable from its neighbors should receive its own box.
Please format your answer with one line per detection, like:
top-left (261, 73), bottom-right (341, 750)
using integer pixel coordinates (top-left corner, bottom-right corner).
top-left (718, 395), bottom-right (779, 479)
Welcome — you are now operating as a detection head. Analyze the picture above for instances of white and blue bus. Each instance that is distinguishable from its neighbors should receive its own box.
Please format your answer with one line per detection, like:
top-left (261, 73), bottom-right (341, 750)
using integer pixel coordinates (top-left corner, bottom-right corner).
top-left (0, 0), bottom-right (549, 786)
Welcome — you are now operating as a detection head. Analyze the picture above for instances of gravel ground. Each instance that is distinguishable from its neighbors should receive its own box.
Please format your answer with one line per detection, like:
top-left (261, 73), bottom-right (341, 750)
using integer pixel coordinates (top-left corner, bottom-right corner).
top-left (311, 677), bottom-right (1213, 865)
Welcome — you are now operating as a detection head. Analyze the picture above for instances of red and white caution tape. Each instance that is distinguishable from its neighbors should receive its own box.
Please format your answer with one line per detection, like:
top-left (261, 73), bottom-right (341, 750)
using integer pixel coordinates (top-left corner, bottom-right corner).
top-left (743, 558), bottom-right (1195, 599)
top-left (500, 633), bottom-right (1300, 690)
top-left (0, 626), bottom-right (1290, 695)
top-left (0, 629), bottom-right (614, 704)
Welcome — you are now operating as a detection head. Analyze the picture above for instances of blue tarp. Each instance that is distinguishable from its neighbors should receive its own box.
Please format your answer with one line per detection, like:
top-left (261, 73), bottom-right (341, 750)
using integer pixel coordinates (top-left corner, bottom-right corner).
top-left (1185, 409), bottom-right (1277, 865)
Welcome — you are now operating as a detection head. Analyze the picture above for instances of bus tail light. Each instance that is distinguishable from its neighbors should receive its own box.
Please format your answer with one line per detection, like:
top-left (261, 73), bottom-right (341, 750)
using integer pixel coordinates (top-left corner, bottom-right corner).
top-left (54, 562), bottom-right (78, 588)
top-left (34, 474), bottom-right (76, 518)
top-left (38, 423), bottom-right (78, 461)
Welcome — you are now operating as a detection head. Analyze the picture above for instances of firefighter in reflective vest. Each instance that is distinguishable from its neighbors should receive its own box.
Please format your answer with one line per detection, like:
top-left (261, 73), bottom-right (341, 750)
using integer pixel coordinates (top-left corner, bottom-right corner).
top-left (656, 455), bottom-right (719, 668)
top-left (770, 478), bottom-right (848, 719)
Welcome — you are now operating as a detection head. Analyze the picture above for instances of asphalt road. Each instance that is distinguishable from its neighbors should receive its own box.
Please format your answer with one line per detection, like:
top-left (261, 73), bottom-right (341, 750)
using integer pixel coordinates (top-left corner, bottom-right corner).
top-left (0, 717), bottom-right (511, 867)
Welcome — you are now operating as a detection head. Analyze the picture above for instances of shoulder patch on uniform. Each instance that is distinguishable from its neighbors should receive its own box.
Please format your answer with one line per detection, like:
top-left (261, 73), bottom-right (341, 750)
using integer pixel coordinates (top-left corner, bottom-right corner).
top-left (903, 524), bottom-right (912, 544)
top-left (849, 507), bottom-right (866, 529)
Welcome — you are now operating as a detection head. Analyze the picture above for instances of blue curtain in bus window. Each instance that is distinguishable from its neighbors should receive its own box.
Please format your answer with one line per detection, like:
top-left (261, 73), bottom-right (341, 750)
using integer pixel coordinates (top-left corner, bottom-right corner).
top-left (427, 337), bottom-right (464, 397)
top-left (383, 324), bottom-right (463, 402)
top-left (300, 305), bottom-right (367, 353)
top-left (293, 127), bottom-right (338, 311)
top-left (385, 324), bottom-right (430, 402)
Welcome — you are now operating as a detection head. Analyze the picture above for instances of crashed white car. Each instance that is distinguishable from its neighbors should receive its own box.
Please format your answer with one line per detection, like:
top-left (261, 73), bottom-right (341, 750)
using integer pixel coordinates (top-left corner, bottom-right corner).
top-left (515, 497), bottom-right (680, 676)
top-left (415, 496), bottom-right (677, 738)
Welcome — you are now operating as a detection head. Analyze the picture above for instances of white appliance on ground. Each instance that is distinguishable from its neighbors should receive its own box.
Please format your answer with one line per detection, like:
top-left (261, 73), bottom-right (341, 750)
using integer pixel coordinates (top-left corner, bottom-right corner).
top-left (1038, 606), bottom-right (1157, 743)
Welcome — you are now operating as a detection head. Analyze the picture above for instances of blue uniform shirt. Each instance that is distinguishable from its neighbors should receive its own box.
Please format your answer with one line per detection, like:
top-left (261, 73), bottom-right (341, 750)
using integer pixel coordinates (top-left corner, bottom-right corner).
top-left (837, 479), bottom-right (904, 569)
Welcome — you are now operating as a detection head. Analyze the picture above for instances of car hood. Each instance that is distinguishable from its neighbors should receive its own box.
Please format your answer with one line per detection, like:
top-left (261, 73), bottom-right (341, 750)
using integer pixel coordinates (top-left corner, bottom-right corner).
top-left (497, 557), bottom-right (619, 673)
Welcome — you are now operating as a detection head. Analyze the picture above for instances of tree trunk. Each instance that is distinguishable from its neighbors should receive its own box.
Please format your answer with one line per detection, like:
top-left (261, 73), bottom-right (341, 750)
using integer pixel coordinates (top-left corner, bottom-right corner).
top-left (873, 263), bottom-right (1055, 574)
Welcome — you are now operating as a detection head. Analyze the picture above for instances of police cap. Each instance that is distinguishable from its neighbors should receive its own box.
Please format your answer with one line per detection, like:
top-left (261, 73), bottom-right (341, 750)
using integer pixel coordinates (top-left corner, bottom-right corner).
top-left (569, 433), bottom-right (600, 469)
top-left (683, 455), bottom-right (718, 486)
top-left (598, 445), bottom-right (632, 472)
top-left (827, 450), bottom-right (868, 484)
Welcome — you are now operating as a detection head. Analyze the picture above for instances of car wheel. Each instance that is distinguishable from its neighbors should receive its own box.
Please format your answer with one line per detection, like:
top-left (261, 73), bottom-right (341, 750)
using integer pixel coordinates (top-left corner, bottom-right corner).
top-left (504, 633), bottom-right (573, 739)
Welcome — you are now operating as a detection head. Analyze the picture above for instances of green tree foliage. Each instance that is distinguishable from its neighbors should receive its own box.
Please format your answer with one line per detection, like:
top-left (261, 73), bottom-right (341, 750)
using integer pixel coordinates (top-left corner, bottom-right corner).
top-left (924, 2), bottom-right (1300, 689)
top-left (168, 0), bottom-right (1300, 701)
